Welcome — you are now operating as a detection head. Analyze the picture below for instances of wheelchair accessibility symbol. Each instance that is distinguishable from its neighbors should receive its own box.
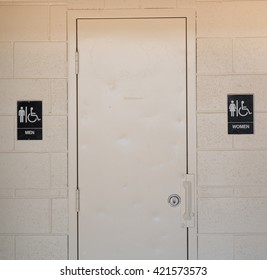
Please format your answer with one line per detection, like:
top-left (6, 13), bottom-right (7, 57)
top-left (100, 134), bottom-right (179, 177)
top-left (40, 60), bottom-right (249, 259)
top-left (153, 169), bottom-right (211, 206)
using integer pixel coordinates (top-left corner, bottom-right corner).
top-left (229, 100), bottom-right (252, 117)
top-left (18, 106), bottom-right (41, 123)
top-left (17, 101), bottom-right (43, 140)
top-left (228, 94), bottom-right (254, 135)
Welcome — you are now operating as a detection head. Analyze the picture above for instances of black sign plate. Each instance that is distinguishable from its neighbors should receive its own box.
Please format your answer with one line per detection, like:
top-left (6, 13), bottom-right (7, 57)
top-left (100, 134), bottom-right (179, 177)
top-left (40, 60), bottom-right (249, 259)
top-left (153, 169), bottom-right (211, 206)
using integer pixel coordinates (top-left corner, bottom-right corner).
top-left (17, 101), bottom-right (42, 140)
top-left (228, 94), bottom-right (253, 134)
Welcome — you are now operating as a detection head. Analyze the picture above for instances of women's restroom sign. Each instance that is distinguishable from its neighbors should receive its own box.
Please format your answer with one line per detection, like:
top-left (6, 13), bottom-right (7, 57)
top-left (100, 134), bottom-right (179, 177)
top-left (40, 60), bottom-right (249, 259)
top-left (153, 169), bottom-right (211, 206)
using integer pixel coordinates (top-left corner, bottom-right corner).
top-left (228, 94), bottom-right (253, 134)
top-left (17, 101), bottom-right (42, 140)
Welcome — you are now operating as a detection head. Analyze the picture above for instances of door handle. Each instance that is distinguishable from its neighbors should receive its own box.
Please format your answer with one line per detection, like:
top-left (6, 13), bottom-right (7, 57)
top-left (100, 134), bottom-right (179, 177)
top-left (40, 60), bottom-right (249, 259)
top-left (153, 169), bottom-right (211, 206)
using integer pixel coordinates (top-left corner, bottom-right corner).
top-left (181, 174), bottom-right (195, 228)
top-left (183, 180), bottom-right (192, 221)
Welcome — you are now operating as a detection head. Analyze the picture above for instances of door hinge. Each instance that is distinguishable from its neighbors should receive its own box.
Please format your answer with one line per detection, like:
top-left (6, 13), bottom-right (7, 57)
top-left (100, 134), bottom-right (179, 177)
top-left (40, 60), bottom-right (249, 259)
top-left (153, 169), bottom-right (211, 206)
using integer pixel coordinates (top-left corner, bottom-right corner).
top-left (75, 51), bottom-right (79, 75)
top-left (181, 174), bottom-right (195, 228)
top-left (76, 188), bottom-right (80, 213)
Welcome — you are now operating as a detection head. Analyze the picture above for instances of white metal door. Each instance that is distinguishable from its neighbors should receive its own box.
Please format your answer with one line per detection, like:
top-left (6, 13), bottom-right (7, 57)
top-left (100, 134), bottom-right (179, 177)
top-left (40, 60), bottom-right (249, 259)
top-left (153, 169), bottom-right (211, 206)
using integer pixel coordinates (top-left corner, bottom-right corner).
top-left (77, 18), bottom-right (187, 259)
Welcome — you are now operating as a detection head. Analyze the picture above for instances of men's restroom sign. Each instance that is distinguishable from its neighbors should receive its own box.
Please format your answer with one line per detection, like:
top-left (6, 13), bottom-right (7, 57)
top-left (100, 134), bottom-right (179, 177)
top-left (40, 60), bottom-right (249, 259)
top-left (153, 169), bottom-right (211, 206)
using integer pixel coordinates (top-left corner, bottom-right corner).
top-left (17, 101), bottom-right (42, 140)
top-left (228, 94), bottom-right (253, 134)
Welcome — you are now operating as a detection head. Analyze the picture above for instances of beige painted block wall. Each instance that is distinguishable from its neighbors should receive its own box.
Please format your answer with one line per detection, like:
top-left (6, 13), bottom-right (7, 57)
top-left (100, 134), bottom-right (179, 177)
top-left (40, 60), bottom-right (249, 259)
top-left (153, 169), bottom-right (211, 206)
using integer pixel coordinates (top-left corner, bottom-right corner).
top-left (0, 0), bottom-right (267, 259)
top-left (0, 3), bottom-right (68, 260)
top-left (197, 0), bottom-right (267, 260)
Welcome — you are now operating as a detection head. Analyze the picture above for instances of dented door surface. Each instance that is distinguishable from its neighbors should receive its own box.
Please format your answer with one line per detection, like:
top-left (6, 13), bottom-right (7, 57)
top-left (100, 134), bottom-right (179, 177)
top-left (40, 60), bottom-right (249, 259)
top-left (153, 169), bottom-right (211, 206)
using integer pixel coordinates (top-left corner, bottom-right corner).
top-left (77, 18), bottom-right (187, 259)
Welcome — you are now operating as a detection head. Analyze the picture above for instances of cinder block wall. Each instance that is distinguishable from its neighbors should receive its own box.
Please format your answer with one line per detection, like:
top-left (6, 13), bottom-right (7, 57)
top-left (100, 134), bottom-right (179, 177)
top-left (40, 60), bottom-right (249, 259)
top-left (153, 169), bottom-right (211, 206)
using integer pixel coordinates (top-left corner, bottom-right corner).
top-left (0, 0), bottom-right (267, 259)
top-left (197, 1), bottom-right (267, 259)
top-left (0, 3), bottom-right (68, 259)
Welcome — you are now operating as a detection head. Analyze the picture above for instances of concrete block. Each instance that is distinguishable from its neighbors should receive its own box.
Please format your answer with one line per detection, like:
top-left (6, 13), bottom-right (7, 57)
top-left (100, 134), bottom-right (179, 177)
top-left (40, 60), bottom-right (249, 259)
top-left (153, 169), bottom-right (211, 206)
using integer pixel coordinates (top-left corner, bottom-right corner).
top-left (234, 38), bottom-right (267, 74)
top-left (105, 0), bottom-right (140, 9)
top-left (197, 113), bottom-right (232, 150)
top-left (0, 189), bottom-right (15, 198)
top-left (51, 153), bottom-right (67, 188)
top-left (0, 79), bottom-right (50, 115)
top-left (177, 0), bottom-right (196, 8)
top-left (0, 117), bottom-right (14, 151)
top-left (235, 198), bottom-right (267, 233)
top-left (0, 199), bottom-right (50, 234)
top-left (11, 0), bottom-right (67, 2)
top-left (50, 6), bottom-right (67, 41)
top-left (235, 186), bottom-right (267, 198)
top-left (0, 43), bottom-right (13, 78)
top-left (0, 236), bottom-right (15, 260)
top-left (198, 198), bottom-right (235, 233)
top-left (197, 75), bottom-right (267, 112)
top-left (199, 198), bottom-right (267, 233)
top-left (52, 199), bottom-right (68, 233)
top-left (235, 235), bottom-right (267, 260)
top-left (197, 2), bottom-right (267, 37)
top-left (0, 6), bottom-right (49, 41)
top-left (15, 188), bottom-right (68, 198)
top-left (198, 187), bottom-right (233, 198)
top-left (198, 234), bottom-right (233, 260)
top-left (68, 0), bottom-right (105, 9)
top-left (197, 75), bottom-right (226, 112)
top-left (14, 42), bottom-right (66, 78)
top-left (0, 153), bottom-right (50, 188)
top-left (234, 113), bottom-right (267, 150)
top-left (51, 79), bottom-right (67, 115)
top-left (141, 0), bottom-right (177, 8)
top-left (197, 39), bottom-right (232, 75)
top-left (198, 151), bottom-right (267, 186)
top-left (16, 235), bottom-right (68, 260)
top-left (15, 116), bottom-right (67, 152)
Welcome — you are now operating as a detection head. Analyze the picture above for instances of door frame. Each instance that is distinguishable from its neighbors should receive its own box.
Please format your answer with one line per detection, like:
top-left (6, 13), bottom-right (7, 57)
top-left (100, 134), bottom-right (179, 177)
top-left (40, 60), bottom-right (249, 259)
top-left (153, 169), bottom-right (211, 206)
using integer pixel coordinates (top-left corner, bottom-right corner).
top-left (68, 9), bottom-right (197, 260)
